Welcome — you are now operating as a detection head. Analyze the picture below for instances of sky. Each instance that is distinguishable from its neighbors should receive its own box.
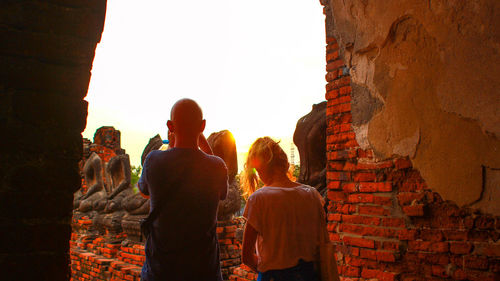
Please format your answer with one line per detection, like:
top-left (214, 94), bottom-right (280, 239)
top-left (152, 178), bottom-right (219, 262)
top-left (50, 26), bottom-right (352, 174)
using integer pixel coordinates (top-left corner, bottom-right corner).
top-left (82, 0), bottom-right (326, 169)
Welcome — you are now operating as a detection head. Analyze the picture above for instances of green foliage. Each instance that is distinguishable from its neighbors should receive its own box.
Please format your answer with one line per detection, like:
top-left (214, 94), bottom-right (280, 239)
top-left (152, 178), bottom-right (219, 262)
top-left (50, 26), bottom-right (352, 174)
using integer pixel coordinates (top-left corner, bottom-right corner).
top-left (131, 165), bottom-right (142, 187)
top-left (293, 164), bottom-right (300, 179)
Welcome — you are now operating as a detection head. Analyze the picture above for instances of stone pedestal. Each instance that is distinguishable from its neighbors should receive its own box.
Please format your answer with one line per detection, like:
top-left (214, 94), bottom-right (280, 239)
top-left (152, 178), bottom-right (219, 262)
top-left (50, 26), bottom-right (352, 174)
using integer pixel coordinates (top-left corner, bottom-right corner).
top-left (122, 214), bottom-right (147, 242)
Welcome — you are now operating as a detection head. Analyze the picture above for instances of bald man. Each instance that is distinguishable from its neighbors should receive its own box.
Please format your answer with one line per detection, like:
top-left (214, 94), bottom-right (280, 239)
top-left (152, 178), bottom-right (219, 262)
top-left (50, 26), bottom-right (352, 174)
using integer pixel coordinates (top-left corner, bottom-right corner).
top-left (139, 99), bottom-right (228, 281)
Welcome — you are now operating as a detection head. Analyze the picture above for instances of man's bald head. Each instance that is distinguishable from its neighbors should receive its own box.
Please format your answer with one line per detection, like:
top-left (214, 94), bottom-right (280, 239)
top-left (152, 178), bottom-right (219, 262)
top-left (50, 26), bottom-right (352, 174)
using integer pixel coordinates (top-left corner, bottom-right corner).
top-left (168, 98), bottom-right (205, 139)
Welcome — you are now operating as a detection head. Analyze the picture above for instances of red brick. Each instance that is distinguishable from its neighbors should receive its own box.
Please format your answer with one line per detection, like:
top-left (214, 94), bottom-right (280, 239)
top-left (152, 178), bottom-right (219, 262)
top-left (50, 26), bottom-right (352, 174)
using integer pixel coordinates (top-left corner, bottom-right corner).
top-left (328, 95), bottom-right (352, 107)
top-left (343, 161), bottom-right (357, 171)
top-left (381, 218), bottom-right (405, 228)
top-left (382, 241), bottom-right (400, 251)
top-left (359, 205), bottom-right (390, 216)
top-left (342, 183), bottom-right (357, 192)
top-left (353, 172), bottom-right (377, 182)
top-left (325, 89), bottom-right (339, 100)
top-left (328, 213), bottom-right (342, 222)
top-left (362, 269), bottom-right (397, 281)
top-left (394, 158), bottom-right (412, 169)
top-left (360, 248), bottom-right (377, 260)
top-left (343, 265), bottom-right (360, 277)
top-left (431, 265), bottom-right (448, 278)
top-left (329, 233), bottom-right (341, 242)
top-left (326, 76), bottom-right (351, 91)
top-left (348, 193), bottom-right (374, 203)
top-left (377, 251), bottom-right (397, 262)
top-left (356, 161), bottom-right (394, 170)
top-left (327, 222), bottom-right (338, 232)
top-left (343, 236), bottom-right (375, 248)
top-left (345, 256), bottom-right (378, 268)
top-left (419, 229), bottom-right (443, 241)
top-left (397, 192), bottom-right (425, 205)
top-left (452, 269), bottom-right (468, 280)
top-left (474, 243), bottom-right (500, 258)
top-left (408, 241), bottom-right (449, 253)
top-left (328, 150), bottom-right (357, 160)
top-left (464, 256), bottom-right (489, 270)
top-left (340, 123), bottom-right (352, 132)
top-left (327, 171), bottom-right (351, 181)
top-left (326, 50), bottom-right (339, 62)
top-left (325, 70), bottom-right (340, 82)
top-left (373, 195), bottom-right (393, 206)
top-left (450, 242), bottom-right (473, 254)
top-left (328, 161), bottom-right (344, 171)
top-left (443, 230), bottom-right (468, 241)
top-left (359, 182), bottom-right (392, 192)
top-left (399, 182), bottom-right (426, 192)
top-left (342, 214), bottom-right (381, 226)
top-left (326, 43), bottom-right (339, 53)
top-left (474, 216), bottom-right (495, 230)
top-left (326, 59), bottom-right (344, 71)
top-left (356, 149), bottom-right (374, 158)
top-left (340, 224), bottom-right (398, 238)
top-left (402, 205), bottom-right (424, 216)
top-left (361, 268), bottom-right (380, 279)
top-left (339, 85), bottom-right (352, 96)
top-left (326, 103), bottom-right (351, 115)
top-left (465, 269), bottom-right (497, 281)
top-left (327, 181), bottom-right (341, 190)
top-left (328, 191), bottom-right (347, 202)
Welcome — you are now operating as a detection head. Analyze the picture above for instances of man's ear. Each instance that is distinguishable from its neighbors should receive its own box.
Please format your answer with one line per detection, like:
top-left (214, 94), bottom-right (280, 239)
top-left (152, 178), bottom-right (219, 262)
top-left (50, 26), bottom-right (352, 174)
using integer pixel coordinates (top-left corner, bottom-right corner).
top-left (200, 119), bottom-right (206, 132)
top-left (167, 120), bottom-right (175, 132)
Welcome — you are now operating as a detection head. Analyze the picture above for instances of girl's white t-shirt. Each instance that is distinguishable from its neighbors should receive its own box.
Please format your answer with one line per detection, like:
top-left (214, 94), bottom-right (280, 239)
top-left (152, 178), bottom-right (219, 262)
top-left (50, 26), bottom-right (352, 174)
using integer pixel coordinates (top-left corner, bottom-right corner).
top-left (243, 185), bottom-right (325, 272)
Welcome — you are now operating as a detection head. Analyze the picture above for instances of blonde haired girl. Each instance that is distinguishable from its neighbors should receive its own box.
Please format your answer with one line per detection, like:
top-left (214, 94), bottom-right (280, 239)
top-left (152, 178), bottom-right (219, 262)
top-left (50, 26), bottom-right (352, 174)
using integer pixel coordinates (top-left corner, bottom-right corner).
top-left (240, 137), bottom-right (326, 281)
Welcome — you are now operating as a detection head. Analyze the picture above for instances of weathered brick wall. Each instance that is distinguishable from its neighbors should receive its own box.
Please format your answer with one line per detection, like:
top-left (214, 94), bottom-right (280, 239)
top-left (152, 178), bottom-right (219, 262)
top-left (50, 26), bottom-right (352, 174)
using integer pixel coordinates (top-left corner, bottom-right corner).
top-left (323, 23), bottom-right (500, 281)
top-left (70, 218), bottom-right (245, 281)
top-left (0, 1), bottom-right (106, 280)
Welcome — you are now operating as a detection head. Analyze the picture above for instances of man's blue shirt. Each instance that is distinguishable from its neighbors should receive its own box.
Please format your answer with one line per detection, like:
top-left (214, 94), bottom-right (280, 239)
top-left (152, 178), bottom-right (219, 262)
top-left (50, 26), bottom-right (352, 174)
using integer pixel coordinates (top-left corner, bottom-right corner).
top-left (138, 147), bottom-right (228, 281)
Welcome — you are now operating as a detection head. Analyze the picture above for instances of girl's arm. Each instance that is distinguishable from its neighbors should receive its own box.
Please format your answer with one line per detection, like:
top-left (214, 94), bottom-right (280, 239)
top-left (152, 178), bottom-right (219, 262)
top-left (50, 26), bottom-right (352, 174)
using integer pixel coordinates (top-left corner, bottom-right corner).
top-left (242, 223), bottom-right (259, 272)
top-left (198, 134), bottom-right (213, 155)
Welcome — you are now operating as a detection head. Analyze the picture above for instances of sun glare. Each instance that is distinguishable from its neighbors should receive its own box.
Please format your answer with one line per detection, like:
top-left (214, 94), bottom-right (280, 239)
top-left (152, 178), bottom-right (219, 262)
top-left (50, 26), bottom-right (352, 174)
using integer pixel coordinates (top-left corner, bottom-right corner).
top-left (83, 0), bottom-right (326, 169)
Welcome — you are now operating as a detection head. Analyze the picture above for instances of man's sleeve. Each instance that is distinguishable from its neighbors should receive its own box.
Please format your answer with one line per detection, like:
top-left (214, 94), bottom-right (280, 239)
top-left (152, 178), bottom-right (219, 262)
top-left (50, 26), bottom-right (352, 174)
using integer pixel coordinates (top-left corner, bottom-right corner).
top-left (218, 160), bottom-right (229, 200)
top-left (243, 194), bottom-right (261, 233)
top-left (138, 153), bottom-right (152, 196)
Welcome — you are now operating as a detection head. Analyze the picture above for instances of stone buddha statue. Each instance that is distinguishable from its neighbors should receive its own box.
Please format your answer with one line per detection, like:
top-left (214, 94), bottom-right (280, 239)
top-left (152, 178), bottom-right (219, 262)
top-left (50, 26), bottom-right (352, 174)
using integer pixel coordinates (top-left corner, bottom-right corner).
top-left (207, 130), bottom-right (242, 221)
top-left (293, 101), bottom-right (327, 196)
top-left (95, 154), bottom-right (134, 235)
top-left (121, 135), bottom-right (162, 241)
top-left (74, 152), bottom-right (107, 213)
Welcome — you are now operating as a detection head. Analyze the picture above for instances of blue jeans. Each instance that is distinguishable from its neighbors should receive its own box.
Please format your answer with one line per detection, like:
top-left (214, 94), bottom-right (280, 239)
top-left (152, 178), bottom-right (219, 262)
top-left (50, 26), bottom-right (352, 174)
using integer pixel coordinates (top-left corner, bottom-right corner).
top-left (257, 260), bottom-right (319, 281)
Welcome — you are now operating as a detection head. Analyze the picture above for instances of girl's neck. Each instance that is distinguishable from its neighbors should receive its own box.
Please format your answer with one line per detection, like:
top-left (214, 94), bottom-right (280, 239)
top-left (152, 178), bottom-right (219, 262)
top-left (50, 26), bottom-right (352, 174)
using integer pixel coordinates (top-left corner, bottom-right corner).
top-left (266, 174), bottom-right (300, 188)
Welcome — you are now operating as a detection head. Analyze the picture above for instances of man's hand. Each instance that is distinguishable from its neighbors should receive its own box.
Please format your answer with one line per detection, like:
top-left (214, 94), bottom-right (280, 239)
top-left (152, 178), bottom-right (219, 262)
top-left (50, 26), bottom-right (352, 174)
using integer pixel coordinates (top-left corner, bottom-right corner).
top-left (198, 134), bottom-right (213, 155)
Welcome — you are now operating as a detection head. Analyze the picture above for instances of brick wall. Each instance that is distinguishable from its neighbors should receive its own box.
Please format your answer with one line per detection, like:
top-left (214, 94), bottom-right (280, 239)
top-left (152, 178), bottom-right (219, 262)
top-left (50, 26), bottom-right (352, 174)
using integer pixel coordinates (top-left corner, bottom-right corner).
top-left (70, 218), bottom-right (245, 281)
top-left (0, 1), bottom-right (106, 280)
top-left (323, 32), bottom-right (500, 281)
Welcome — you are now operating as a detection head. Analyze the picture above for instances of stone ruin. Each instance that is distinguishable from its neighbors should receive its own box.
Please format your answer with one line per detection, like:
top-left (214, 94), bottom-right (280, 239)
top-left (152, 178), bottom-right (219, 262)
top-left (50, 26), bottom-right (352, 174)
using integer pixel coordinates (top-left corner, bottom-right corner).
top-left (70, 127), bottom-right (245, 280)
top-left (294, 101), bottom-right (327, 196)
top-left (4, 1), bottom-right (500, 280)
top-left (207, 130), bottom-right (242, 221)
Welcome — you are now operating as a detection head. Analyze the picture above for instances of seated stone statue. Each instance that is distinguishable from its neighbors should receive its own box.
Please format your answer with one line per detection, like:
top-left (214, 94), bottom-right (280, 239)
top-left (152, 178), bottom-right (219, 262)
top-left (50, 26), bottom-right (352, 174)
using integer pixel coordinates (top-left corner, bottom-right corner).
top-left (207, 130), bottom-right (241, 221)
top-left (103, 154), bottom-right (133, 213)
top-left (94, 154), bottom-right (134, 235)
top-left (121, 135), bottom-right (161, 241)
top-left (293, 101), bottom-right (327, 195)
top-left (122, 134), bottom-right (162, 216)
top-left (74, 153), bottom-right (107, 212)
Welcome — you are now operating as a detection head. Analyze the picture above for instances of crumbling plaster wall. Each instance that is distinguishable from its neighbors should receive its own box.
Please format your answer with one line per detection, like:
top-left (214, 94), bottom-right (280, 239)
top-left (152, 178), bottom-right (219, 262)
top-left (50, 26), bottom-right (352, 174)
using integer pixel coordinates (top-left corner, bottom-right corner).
top-left (326, 0), bottom-right (500, 212)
